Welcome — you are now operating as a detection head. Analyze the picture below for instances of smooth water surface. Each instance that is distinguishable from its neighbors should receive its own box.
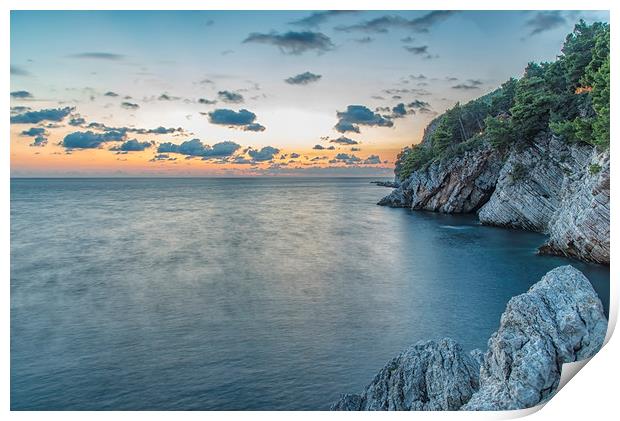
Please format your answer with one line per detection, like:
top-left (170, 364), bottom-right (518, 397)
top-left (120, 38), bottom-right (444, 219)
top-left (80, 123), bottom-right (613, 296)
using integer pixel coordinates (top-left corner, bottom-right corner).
top-left (11, 178), bottom-right (609, 410)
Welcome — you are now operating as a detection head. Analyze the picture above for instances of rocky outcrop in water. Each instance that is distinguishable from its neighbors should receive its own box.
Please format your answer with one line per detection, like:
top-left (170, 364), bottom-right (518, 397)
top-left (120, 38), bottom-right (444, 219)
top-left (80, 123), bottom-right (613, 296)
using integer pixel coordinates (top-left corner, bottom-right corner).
top-left (332, 266), bottom-right (607, 411)
top-left (380, 134), bottom-right (610, 264)
top-left (331, 339), bottom-right (481, 411)
top-left (378, 144), bottom-right (503, 213)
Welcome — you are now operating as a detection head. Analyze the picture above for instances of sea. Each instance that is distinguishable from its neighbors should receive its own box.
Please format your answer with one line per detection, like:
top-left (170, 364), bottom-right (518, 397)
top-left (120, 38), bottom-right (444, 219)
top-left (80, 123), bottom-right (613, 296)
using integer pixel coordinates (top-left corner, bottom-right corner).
top-left (10, 177), bottom-right (609, 410)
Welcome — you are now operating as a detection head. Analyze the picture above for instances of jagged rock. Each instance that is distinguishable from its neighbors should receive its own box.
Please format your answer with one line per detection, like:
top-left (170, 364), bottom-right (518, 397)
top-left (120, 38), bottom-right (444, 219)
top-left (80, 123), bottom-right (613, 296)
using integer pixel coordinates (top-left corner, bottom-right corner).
top-left (539, 151), bottom-right (610, 264)
top-left (331, 338), bottom-right (481, 411)
top-left (331, 266), bottom-right (607, 411)
top-left (463, 265), bottom-right (607, 410)
top-left (378, 144), bottom-right (503, 212)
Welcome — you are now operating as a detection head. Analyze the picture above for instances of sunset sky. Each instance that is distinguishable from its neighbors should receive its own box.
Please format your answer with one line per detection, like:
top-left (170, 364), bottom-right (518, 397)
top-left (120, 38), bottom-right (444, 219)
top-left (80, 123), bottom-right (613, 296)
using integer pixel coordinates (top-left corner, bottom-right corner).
top-left (10, 10), bottom-right (608, 177)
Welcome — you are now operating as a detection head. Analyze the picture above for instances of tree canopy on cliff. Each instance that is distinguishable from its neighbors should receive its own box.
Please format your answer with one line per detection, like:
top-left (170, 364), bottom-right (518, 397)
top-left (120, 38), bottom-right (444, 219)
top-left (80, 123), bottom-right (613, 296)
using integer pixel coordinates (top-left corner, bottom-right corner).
top-left (396, 21), bottom-right (610, 181)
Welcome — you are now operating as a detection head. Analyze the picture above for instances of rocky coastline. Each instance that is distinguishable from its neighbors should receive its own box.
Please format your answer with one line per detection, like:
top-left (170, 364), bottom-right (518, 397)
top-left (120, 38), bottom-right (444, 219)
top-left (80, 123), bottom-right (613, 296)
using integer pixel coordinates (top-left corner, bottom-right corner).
top-left (378, 133), bottom-right (610, 265)
top-left (331, 266), bottom-right (608, 411)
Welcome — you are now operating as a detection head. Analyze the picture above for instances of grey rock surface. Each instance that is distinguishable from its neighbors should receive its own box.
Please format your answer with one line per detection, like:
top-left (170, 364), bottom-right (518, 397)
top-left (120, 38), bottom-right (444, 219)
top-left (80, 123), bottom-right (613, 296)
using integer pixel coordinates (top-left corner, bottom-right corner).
top-left (332, 266), bottom-right (607, 411)
top-left (379, 144), bottom-right (503, 213)
top-left (463, 265), bottom-right (607, 410)
top-left (331, 338), bottom-right (480, 411)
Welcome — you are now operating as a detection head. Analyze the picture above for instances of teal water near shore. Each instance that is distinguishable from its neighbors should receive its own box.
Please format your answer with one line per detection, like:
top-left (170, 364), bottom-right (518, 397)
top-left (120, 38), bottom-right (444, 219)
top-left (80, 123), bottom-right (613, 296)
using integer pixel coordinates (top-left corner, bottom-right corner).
top-left (10, 178), bottom-right (609, 410)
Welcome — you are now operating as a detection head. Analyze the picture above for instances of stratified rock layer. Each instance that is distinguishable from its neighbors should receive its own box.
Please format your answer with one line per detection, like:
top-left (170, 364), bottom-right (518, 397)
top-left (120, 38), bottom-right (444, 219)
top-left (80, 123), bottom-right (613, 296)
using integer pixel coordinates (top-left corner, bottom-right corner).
top-left (332, 266), bottom-right (607, 411)
top-left (380, 134), bottom-right (610, 264)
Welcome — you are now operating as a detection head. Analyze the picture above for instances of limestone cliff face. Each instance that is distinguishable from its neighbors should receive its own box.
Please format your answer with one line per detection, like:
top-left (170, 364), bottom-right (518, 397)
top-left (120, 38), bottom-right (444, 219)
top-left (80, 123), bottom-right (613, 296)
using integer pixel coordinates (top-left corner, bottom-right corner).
top-left (332, 266), bottom-right (607, 411)
top-left (378, 144), bottom-right (503, 213)
top-left (380, 134), bottom-right (610, 264)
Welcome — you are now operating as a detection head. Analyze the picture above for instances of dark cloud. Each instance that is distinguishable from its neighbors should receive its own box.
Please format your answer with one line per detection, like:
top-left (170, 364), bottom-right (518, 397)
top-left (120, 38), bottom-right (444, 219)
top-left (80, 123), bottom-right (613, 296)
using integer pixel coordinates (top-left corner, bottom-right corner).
top-left (121, 101), bottom-right (139, 109)
top-left (30, 135), bottom-right (48, 147)
top-left (335, 11), bottom-right (455, 34)
top-left (198, 98), bottom-right (217, 105)
top-left (391, 103), bottom-right (408, 118)
top-left (11, 90), bottom-right (33, 99)
top-left (243, 31), bottom-right (334, 55)
top-left (62, 130), bottom-right (126, 149)
top-left (10, 106), bottom-right (74, 124)
top-left (11, 106), bottom-right (31, 115)
top-left (335, 105), bottom-right (393, 133)
top-left (290, 10), bottom-right (359, 27)
top-left (248, 146), bottom-right (280, 162)
top-left (404, 45), bottom-right (428, 55)
top-left (11, 65), bottom-right (30, 76)
top-left (104, 91), bottom-right (119, 97)
top-left (150, 153), bottom-right (177, 162)
top-left (68, 117), bottom-right (86, 126)
top-left (285, 71), bottom-right (322, 85)
top-left (407, 100), bottom-right (432, 113)
top-left (158, 93), bottom-right (181, 101)
top-left (20, 127), bottom-right (49, 147)
top-left (157, 139), bottom-right (241, 158)
top-left (82, 121), bottom-right (183, 135)
top-left (329, 136), bottom-right (358, 145)
top-left (217, 90), bottom-right (244, 104)
top-left (525, 11), bottom-right (567, 36)
top-left (329, 153), bottom-right (381, 165)
top-left (110, 139), bottom-right (153, 152)
top-left (208, 108), bottom-right (265, 131)
top-left (313, 144), bottom-right (326, 150)
top-left (290, 152), bottom-right (301, 158)
top-left (21, 127), bottom-right (47, 137)
top-left (452, 83), bottom-right (480, 90)
top-left (363, 155), bottom-right (381, 164)
top-left (69, 52), bottom-right (125, 60)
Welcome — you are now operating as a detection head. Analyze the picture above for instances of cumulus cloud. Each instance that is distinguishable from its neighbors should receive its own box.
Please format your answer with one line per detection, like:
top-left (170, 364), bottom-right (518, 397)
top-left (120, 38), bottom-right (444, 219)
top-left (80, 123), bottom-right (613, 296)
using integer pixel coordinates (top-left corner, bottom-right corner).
top-left (10, 106), bottom-right (74, 124)
top-left (452, 83), bottom-right (480, 90)
top-left (10, 90), bottom-right (33, 99)
top-left (69, 52), bottom-right (125, 60)
top-left (329, 136), bottom-right (358, 145)
top-left (290, 10), bottom-right (359, 27)
top-left (21, 127), bottom-right (47, 137)
top-left (30, 136), bottom-right (48, 147)
top-left (157, 139), bottom-right (241, 158)
top-left (217, 90), bottom-right (244, 103)
top-left (208, 108), bottom-right (265, 131)
top-left (285, 71), bottom-right (322, 85)
top-left (69, 117), bottom-right (86, 126)
top-left (62, 130), bottom-right (126, 149)
top-left (158, 93), bottom-right (181, 101)
top-left (525, 11), bottom-right (567, 36)
top-left (334, 105), bottom-right (393, 133)
top-left (243, 31), bottom-right (334, 55)
top-left (290, 152), bottom-right (301, 158)
top-left (150, 153), bottom-right (177, 162)
top-left (329, 153), bottom-right (382, 165)
top-left (198, 98), bottom-right (217, 105)
top-left (248, 146), bottom-right (280, 162)
top-left (121, 101), bottom-right (139, 109)
top-left (335, 11), bottom-right (455, 34)
top-left (391, 103), bottom-right (407, 118)
top-left (407, 100), bottom-right (432, 113)
top-left (109, 139), bottom-right (154, 152)
top-left (104, 91), bottom-right (119, 97)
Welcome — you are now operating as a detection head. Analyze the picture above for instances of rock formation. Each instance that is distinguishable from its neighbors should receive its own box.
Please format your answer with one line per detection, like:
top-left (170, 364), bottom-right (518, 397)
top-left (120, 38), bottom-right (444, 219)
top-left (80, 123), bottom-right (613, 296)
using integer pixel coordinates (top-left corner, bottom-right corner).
top-left (332, 266), bottom-right (607, 411)
top-left (379, 134), bottom-right (610, 264)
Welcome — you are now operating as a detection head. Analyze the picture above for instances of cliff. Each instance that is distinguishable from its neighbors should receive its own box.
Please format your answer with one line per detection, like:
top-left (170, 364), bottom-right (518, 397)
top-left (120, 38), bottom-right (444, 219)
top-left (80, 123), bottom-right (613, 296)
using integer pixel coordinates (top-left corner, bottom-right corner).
top-left (380, 134), bottom-right (610, 264)
top-left (331, 265), bottom-right (607, 411)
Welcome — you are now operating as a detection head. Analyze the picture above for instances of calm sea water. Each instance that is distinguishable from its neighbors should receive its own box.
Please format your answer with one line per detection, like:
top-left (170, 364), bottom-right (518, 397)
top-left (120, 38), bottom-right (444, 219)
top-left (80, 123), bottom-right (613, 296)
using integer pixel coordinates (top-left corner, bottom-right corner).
top-left (10, 178), bottom-right (609, 410)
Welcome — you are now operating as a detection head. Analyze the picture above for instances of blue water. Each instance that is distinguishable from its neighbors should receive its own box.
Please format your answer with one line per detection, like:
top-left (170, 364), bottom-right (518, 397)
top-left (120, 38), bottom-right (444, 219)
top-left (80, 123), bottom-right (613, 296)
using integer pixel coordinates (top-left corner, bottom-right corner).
top-left (10, 178), bottom-right (609, 410)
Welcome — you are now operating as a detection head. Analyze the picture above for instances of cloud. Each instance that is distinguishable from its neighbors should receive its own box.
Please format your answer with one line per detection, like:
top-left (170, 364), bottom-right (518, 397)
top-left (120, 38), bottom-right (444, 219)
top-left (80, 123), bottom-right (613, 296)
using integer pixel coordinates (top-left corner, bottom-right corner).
top-left (452, 83), bottom-right (480, 90)
top-left (401, 36), bottom-right (415, 43)
top-left (208, 108), bottom-right (265, 131)
top-left (158, 93), bottom-right (181, 101)
top-left (285, 71), bottom-right (322, 85)
top-left (104, 91), bottom-right (119, 97)
top-left (10, 106), bottom-right (74, 124)
top-left (290, 152), bottom-right (301, 158)
top-left (30, 136), bottom-right (48, 147)
top-left (217, 90), bottom-right (244, 103)
top-left (329, 136), bottom-right (358, 145)
top-left (363, 154), bottom-right (381, 164)
top-left (11, 65), bottom-right (30, 76)
top-left (329, 153), bottom-right (382, 165)
top-left (243, 31), bottom-right (334, 55)
top-left (62, 130), bottom-right (126, 149)
top-left (69, 52), bottom-right (125, 60)
top-left (198, 98), bottom-right (217, 105)
top-left (11, 90), bottom-right (33, 99)
top-left (335, 11), bottom-right (455, 33)
top-left (21, 127), bottom-right (47, 137)
top-left (248, 146), bottom-right (280, 161)
top-left (109, 139), bottom-right (153, 152)
top-left (68, 117), bottom-right (86, 126)
top-left (407, 100), bottom-right (432, 113)
top-left (525, 11), bottom-right (567, 36)
top-left (157, 139), bottom-right (241, 159)
top-left (290, 10), bottom-right (359, 27)
top-left (150, 153), bottom-right (177, 162)
top-left (390, 103), bottom-right (408, 118)
top-left (121, 101), bottom-right (139, 109)
top-left (334, 105), bottom-right (393, 133)
top-left (404, 45), bottom-right (428, 55)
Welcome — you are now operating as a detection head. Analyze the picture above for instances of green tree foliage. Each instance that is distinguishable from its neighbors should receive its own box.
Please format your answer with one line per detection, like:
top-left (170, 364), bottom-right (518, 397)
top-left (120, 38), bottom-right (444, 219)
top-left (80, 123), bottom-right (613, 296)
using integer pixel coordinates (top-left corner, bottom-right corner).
top-left (394, 21), bottom-right (609, 181)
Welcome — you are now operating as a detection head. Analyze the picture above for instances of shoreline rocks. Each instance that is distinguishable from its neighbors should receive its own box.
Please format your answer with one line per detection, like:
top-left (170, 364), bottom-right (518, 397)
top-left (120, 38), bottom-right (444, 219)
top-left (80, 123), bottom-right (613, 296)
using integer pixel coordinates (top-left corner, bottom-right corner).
top-left (331, 266), bottom-right (608, 411)
top-left (379, 134), bottom-right (610, 264)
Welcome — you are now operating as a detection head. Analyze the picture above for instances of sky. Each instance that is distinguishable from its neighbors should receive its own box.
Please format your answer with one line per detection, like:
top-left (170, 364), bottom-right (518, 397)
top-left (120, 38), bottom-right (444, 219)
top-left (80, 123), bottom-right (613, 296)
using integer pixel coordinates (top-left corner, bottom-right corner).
top-left (10, 10), bottom-right (609, 177)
